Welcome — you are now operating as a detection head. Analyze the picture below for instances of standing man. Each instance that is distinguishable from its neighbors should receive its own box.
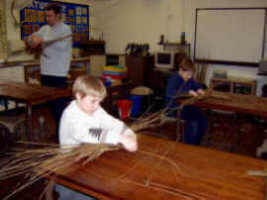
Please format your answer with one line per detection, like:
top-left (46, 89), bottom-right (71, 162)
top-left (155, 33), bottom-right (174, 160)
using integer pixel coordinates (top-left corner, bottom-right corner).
top-left (26, 3), bottom-right (72, 125)
top-left (26, 2), bottom-right (72, 88)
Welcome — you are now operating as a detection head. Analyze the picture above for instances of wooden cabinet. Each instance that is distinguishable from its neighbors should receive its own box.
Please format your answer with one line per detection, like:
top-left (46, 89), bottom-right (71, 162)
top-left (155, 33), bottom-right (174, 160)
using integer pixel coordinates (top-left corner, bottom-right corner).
top-left (24, 57), bottom-right (90, 84)
top-left (80, 40), bottom-right (105, 57)
top-left (89, 55), bottom-right (105, 77)
top-left (147, 69), bottom-right (172, 96)
top-left (126, 56), bottom-right (154, 86)
top-left (210, 77), bottom-right (257, 95)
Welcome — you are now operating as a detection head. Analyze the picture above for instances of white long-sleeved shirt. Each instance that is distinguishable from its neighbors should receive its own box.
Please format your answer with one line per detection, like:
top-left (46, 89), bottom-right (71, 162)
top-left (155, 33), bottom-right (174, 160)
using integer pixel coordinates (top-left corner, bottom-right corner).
top-left (59, 100), bottom-right (134, 146)
top-left (36, 22), bottom-right (72, 77)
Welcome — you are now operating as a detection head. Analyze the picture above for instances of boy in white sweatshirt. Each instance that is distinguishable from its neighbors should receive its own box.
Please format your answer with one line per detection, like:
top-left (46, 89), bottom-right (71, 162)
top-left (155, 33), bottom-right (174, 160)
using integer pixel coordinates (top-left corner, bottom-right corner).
top-left (56, 75), bottom-right (138, 199)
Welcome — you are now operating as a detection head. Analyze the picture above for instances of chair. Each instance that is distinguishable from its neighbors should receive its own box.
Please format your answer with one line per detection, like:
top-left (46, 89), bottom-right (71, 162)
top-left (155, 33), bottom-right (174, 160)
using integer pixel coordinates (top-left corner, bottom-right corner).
top-left (0, 100), bottom-right (27, 152)
top-left (159, 114), bottom-right (185, 141)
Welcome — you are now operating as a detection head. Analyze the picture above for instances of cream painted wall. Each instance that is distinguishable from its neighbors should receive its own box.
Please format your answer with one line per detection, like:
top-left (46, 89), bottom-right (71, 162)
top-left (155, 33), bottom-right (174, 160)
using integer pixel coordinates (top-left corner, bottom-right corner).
top-left (93, 0), bottom-right (267, 90)
top-left (93, 0), bottom-right (185, 53)
top-left (5, 0), bottom-right (34, 61)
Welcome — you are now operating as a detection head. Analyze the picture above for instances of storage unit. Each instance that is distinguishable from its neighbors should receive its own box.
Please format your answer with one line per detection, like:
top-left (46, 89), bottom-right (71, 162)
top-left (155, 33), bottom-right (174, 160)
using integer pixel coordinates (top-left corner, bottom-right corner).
top-left (90, 54), bottom-right (125, 77)
top-left (24, 57), bottom-right (90, 84)
top-left (210, 77), bottom-right (257, 95)
top-left (80, 40), bottom-right (106, 57)
top-left (162, 43), bottom-right (190, 57)
top-left (126, 56), bottom-right (154, 86)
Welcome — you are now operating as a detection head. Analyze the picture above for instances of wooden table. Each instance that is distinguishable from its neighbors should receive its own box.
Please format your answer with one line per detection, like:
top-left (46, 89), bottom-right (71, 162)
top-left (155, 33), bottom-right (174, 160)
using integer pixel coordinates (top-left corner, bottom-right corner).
top-left (51, 134), bottom-right (267, 200)
top-left (0, 81), bottom-right (72, 139)
top-left (177, 91), bottom-right (267, 150)
top-left (180, 91), bottom-right (267, 118)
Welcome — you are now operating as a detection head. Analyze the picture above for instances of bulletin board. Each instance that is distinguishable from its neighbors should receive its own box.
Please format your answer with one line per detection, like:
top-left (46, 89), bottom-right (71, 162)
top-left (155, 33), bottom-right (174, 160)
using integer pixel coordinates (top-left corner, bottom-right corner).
top-left (194, 8), bottom-right (267, 67)
top-left (20, 0), bottom-right (89, 48)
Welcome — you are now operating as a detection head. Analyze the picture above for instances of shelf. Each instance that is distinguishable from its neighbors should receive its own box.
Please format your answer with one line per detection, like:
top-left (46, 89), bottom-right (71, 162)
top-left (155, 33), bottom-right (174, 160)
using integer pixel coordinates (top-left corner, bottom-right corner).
top-left (160, 43), bottom-right (190, 57)
top-left (210, 76), bottom-right (256, 95)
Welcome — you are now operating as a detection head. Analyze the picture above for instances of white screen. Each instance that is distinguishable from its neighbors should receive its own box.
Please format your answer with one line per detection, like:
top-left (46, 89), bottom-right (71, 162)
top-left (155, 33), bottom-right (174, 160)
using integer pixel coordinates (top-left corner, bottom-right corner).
top-left (195, 9), bottom-right (265, 63)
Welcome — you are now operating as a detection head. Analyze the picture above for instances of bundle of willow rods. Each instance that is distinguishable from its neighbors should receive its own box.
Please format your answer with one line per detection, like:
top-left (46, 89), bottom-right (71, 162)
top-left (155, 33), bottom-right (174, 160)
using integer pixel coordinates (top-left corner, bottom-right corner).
top-left (0, 143), bottom-right (120, 200)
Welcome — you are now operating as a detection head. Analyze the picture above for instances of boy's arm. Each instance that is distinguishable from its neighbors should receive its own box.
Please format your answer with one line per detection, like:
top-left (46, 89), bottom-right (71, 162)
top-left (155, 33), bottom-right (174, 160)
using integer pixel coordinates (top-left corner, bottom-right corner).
top-left (166, 74), bottom-right (184, 98)
top-left (98, 107), bottom-right (138, 151)
top-left (189, 79), bottom-right (205, 96)
top-left (191, 78), bottom-right (203, 90)
top-left (59, 111), bottom-right (88, 146)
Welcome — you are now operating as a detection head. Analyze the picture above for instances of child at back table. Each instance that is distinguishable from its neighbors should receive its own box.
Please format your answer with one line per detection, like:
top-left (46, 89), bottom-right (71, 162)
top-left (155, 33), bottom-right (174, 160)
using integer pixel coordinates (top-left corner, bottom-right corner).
top-left (56, 75), bottom-right (138, 200)
top-left (165, 57), bottom-right (207, 145)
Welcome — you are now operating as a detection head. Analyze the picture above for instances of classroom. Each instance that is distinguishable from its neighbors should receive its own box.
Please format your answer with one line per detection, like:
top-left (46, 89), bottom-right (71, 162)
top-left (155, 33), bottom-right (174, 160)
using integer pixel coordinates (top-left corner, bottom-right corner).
top-left (0, 0), bottom-right (267, 199)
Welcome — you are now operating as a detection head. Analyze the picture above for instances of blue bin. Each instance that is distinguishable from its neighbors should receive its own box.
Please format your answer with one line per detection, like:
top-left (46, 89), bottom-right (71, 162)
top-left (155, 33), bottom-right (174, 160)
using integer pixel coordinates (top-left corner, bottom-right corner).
top-left (130, 95), bottom-right (143, 117)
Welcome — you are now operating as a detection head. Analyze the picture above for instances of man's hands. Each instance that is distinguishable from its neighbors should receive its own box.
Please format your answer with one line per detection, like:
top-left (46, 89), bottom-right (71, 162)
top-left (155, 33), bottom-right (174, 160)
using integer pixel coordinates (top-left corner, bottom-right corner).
top-left (25, 34), bottom-right (44, 49)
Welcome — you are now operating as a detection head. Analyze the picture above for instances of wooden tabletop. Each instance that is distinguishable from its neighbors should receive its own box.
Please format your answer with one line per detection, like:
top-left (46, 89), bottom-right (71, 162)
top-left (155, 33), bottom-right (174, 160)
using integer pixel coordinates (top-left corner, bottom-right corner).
top-left (0, 57), bottom-right (90, 68)
top-left (0, 81), bottom-right (72, 105)
top-left (52, 134), bottom-right (267, 200)
top-left (187, 91), bottom-right (267, 117)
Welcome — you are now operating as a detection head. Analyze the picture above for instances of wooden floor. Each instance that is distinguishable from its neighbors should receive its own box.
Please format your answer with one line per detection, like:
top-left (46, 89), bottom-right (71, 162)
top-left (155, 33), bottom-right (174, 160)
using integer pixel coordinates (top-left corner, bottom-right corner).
top-left (0, 176), bottom-right (48, 200)
top-left (0, 104), bottom-right (58, 200)
top-left (0, 104), bottom-right (266, 199)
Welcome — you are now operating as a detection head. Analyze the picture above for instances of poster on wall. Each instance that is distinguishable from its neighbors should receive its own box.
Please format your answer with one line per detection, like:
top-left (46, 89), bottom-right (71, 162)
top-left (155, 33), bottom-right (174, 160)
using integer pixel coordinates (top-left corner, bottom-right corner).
top-left (20, 0), bottom-right (89, 48)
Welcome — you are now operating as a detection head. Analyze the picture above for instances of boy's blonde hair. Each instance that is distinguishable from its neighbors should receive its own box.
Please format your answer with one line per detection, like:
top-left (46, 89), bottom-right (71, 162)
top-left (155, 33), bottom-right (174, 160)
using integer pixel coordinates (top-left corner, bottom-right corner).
top-left (73, 75), bottom-right (107, 99)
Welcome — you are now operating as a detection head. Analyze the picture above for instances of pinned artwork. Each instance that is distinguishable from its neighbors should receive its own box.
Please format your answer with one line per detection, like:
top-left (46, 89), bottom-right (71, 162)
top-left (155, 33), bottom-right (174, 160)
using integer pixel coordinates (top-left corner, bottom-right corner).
top-left (68, 9), bottom-right (74, 16)
top-left (76, 16), bottom-right (81, 24)
top-left (76, 7), bottom-right (82, 15)
top-left (38, 10), bottom-right (45, 23)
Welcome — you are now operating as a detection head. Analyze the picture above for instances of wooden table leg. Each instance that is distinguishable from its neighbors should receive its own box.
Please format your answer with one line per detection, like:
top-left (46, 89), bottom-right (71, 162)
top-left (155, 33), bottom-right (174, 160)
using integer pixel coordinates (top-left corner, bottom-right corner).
top-left (176, 109), bottom-right (182, 142)
top-left (27, 104), bottom-right (34, 141)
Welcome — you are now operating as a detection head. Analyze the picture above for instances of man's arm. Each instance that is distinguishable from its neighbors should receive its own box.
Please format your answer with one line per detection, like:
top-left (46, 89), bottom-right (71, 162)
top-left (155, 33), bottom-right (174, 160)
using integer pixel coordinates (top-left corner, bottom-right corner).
top-left (27, 34), bottom-right (44, 48)
top-left (25, 26), bottom-right (46, 49)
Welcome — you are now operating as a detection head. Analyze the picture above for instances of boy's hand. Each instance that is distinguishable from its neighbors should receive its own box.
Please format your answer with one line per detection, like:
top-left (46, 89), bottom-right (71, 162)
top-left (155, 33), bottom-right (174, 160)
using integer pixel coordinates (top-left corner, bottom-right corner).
top-left (119, 132), bottom-right (138, 152)
top-left (196, 89), bottom-right (205, 96)
top-left (189, 90), bottom-right (198, 97)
